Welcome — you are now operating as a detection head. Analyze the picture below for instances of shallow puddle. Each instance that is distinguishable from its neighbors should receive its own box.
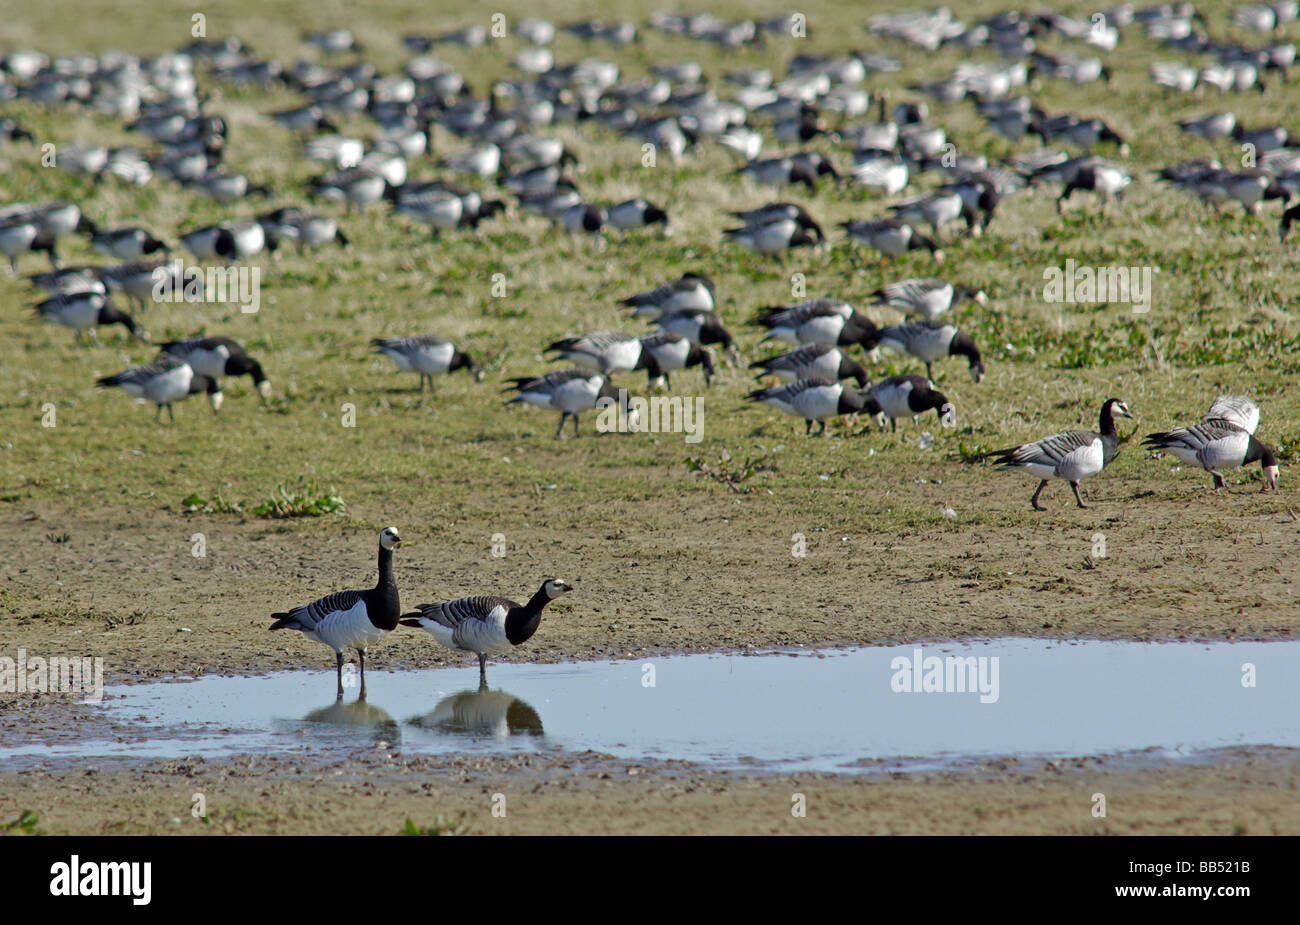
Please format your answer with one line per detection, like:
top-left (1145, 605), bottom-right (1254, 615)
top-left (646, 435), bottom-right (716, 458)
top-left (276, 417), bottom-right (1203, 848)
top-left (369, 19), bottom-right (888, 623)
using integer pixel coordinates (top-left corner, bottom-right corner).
top-left (8, 639), bottom-right (1300, 773)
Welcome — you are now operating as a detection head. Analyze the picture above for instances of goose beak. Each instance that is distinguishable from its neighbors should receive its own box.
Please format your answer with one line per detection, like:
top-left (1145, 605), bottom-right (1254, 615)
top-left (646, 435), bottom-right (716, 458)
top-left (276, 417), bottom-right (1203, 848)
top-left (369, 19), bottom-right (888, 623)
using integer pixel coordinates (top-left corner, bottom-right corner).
top-left (1264, 464), bottom-right (1279, 490)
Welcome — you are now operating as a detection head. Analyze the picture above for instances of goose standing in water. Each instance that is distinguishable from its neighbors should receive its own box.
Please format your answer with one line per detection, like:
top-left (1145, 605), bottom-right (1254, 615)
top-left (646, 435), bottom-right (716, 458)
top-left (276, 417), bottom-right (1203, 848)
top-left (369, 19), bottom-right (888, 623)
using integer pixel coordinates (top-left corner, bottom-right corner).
top-left (402, 579), bottom-right (574, 684)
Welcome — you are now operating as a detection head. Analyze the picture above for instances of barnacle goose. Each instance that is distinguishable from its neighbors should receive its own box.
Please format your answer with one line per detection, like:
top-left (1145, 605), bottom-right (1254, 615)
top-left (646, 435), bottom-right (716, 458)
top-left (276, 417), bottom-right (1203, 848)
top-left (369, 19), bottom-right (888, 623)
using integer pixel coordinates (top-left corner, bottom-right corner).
top-left (727, 204), bottom-right (825, 242)
top-left (841, 217), bottom-right (943, 261)
top-left (35, 293), bottom-right (145, 344)
top-left (402, 578), bottom-right (573, 685)
top-left (866, 374), bottom-right (953, 432)
top-left (724, 217), bottom-right (819, 256)
top-left (869, 320), bottom-right (985, 382)
top-left (754, 299), bottom-right (878, 348)
top-left (258, 207), bottom-right (349, 254)
top-left (649, 309), bottom-right (739, 362)
top-left (371, 336), bottom-right (483, 391)
top-left (871, 278), bottom-right (987, 319)
top-left (89, 227), bottom-right (169, 261)
top-left (991, 398), bottom-right (1133, 510)
top-left (159, 336), bottom-right (271, 400)
top-left (1144, 397), bottom-right (1277, 492)
top-left (1057, 161), bottom-right (1131, 211)
top-left (750, 344), bottom-right (869, 387)
top-left (504, 369), bottom-right (630, 438)
top-left (95, 354), bottom-right (215, 421)
top-left (545, 331), bottom-right (664, 382)
top-left (608, 198), bottom-right (671, 235)
top-left (746, 378), bottom-right (871, 435)
top-left (0, 215), bottom-right (39, 271)
top-left (309, 167), bottom-right (388, 212)
top-left (270, 528), bottom-right (402, 700)
top-left (638, 332), bottom-right (716, 388)
top-left (620, 274), bottom-right (716, 316)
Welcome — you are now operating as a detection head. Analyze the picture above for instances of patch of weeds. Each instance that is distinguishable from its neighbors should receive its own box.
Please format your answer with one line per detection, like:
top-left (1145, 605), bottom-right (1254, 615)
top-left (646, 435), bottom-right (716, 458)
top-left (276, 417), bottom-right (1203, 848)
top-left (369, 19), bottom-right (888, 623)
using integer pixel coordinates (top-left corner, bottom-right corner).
top-left (1, 810), bottom-right (40, 835)
top-left (686, 450), bottom-right (777, 493)
top-left (182, 492), bottom-right (245, 514)
top-left (251, 481), bottom-right (346, 519)
top-left (402, 815), bottom-right (469, 836)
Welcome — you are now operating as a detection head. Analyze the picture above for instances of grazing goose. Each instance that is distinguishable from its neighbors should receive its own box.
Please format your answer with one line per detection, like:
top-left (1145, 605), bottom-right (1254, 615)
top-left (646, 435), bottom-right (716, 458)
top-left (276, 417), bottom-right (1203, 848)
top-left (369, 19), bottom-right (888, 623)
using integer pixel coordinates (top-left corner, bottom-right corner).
top-left (1057, 162), bottom-right (1131, 211)
top-left (619, 273), bottom-right (715, 316)
top-left (871, 277), bottom-right (987, 319)
top-left (749, 344), bottom-right (870, 387)
top-left (504, 368), bottom-right (628, 438)
top-left (638, 332), bottom-right (716, 388)
top-left (401, 578), bottom-right (574, 684)
top-left (866, 374), bottom-right (953, 432)
top-left (649, 308), bottom-right (739, 361)
top-left (545, 330), bottom-right (664, 382)
top-left (724, 217), bottom-right (818, 256)
top-left (258, 207), bottom-right (349, 254)
top-left (95, 354), bottom-right (201, 422)
top-left (841, 218), bottom-right (943, 261)
top-left (159, 336), bottom-right (271, 400)
top-left (608, 198), bottom-right (671, 235)
top-left (270, 528), bottom-right (402, 700)
top-left (1143, 419), bottom-right (1278, 492)
top-left (754, 299), bottom-right (877, 348)
top-left (35, 292), bottom-right (145, 344)
top-left (371, 335), bottom-right (482, 391)
top-left (1203, 395), bottom-right (1260, 434)
top-left (746, 378), bottom-right (872, 435)
top-left (991, 398), bottom-right (1133, 510)
top-left (89, 227), bottom-right (169, 261)
top-left (727, 203), bottom-right (825, 242)
top-left (869, 320), bottom-right (985, 382)
top-left (0, 216), bottom-right (39, 271)
top-left (889, 190), bottom-right (966, 238)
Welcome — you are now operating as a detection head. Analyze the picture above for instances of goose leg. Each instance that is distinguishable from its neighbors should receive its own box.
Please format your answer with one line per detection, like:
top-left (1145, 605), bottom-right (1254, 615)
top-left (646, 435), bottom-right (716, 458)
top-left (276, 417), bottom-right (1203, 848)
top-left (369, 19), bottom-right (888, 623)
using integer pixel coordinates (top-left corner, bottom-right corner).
top-left (818, 419), bottom-right (827, 436)
top-left (890, 417), bottom-right (897, 433)
top-left (167, 403), bottom-right (175, 423)
top-left (573, 413), bottom-right (580, 437)
top-left (155, 404), bottom-right (163, 423)
top-left (555, 413), bottom-right (567, 439)
top-left (1071, 481), bottom-right (1088, 509)
top-left (335, 652), bottom-right (344, 701)
top-left (358, 649), bottom-right (367, 700)
top-left (478, 652), bottom-right (487, 687)
top-left (1211, 472), bottom-right (1225, 491)
top-left (1030, 479), bottom-right (1048, 511)
top-left (805, 419), bottom-right (813, 436)
top-left (925, 362), bottom-right (933, 381)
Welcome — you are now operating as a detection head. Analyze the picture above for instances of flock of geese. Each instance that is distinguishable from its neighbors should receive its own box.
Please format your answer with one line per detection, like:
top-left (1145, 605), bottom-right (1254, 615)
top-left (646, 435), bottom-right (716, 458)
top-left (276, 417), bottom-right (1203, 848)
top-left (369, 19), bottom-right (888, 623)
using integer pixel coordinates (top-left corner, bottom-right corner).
top-left (2, 6), bottom-right (1291, 691)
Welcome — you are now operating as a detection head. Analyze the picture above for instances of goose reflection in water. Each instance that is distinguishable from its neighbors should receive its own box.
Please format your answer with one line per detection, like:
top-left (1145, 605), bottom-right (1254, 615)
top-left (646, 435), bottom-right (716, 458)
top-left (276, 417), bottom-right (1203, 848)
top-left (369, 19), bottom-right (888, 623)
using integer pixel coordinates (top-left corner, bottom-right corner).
top-left (284, 697), bottom-right (400, 743)
top-left (408, 685), bottom-right (544, 739)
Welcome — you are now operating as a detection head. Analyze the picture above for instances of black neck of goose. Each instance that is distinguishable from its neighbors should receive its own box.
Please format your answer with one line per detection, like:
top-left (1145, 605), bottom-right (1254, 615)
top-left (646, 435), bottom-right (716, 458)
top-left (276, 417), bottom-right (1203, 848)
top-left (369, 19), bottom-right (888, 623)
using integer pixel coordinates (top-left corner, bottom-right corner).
top-left (845, 314), bottom-right (878, 346)
top-left (370, 544), bottom-right (399, 629)
top-left (1098, 402), bottom-right (1120, 438)
top-left (1245, 439), bottom-right (1276, 468)
top-left (505, 586), bottom-right (553, 646)
top-left (950, 331), bottom-right (980, 367)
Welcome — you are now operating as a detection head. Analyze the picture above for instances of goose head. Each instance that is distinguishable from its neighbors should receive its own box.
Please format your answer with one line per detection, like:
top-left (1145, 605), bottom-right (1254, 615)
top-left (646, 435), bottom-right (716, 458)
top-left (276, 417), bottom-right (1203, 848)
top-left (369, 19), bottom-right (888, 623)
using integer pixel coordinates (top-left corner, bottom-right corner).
top-left (379, 526), bottom-right (402, 550)
top-left (542, 578), bottom-right (574, 599)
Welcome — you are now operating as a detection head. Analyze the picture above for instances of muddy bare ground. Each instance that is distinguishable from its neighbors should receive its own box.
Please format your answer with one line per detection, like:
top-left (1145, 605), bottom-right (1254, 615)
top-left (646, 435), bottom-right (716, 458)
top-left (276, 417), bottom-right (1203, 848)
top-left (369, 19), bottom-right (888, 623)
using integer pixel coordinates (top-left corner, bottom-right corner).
top-left (2, 478), bottom-right (1298, 835)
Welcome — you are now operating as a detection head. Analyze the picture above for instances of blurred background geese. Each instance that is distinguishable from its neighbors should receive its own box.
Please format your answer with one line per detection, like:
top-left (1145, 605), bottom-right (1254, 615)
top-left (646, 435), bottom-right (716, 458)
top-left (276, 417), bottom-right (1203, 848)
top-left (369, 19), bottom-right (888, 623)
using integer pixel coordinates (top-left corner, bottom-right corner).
top-left (95, 354), bottom-right (207, 421)
top-left (269, 527), bottom-right (402, 700)
top-left (991, 398), bottom-right (1133, 510)
top-left (1144, 397), bottom-right (1277, 492)
top-left (371, 335), bottom-right (482, 391)
top-left (866, 374), bottom-right (953, 431)
top-left (871, 277), bottom-right (987, 319)
top-left (504, 368), bottom-right (629, 438)
top-left (158, 336), bottom-right (271, 402)
top-left (755, 298), bottom-right (878, 348)
top-left (401, 578), bottom-right (574, 684)
top-left (746, 378), bottom-right (871, 435)
top-left (619, 273), bottom-right (715, 316)
top-left (750, 344), bottom-right (869, 387)
top-left (35, 292), bottom-right (144, 344)
top-left (869, 320), bottom-right (985, 382)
